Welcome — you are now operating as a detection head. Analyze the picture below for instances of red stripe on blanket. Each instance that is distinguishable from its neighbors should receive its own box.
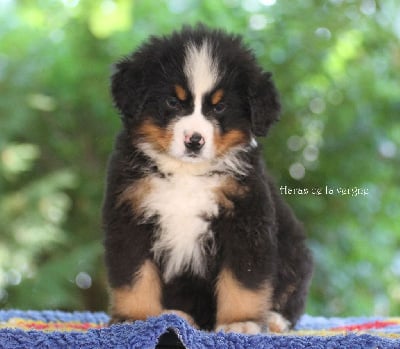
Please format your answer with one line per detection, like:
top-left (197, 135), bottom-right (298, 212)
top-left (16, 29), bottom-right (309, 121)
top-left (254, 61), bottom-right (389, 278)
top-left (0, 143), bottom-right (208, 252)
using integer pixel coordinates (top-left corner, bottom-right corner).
top-left (331, 320), bottom-right (399, 332)
top-left (2, 319), bottom-right (105, 332)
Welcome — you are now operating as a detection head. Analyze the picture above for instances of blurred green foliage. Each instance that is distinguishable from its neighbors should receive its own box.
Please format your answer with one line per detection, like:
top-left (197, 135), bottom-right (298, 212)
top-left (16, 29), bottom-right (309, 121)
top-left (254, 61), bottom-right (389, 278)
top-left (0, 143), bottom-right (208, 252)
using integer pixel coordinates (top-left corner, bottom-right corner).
top-left (0, 0), bottom-right (399, 317)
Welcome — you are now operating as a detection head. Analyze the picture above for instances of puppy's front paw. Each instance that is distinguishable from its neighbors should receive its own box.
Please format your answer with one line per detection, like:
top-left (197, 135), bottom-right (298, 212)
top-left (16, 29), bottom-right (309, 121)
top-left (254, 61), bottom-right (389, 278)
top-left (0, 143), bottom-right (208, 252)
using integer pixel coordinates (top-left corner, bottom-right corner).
top-left (216, 321), bottom-right (262, 334)
top-left (162, 309), bottom-right (198, 328)
top-left (266, 311), bottom-right (291, 333)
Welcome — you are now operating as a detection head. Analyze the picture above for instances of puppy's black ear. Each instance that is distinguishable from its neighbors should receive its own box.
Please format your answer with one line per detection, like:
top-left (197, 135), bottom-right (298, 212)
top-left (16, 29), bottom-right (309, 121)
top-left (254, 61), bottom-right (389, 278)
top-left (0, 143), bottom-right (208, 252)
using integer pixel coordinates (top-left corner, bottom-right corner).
top-left (249, 72), bottom-right (281, 137)
top-left (110, 58), bottom-right (146, 121)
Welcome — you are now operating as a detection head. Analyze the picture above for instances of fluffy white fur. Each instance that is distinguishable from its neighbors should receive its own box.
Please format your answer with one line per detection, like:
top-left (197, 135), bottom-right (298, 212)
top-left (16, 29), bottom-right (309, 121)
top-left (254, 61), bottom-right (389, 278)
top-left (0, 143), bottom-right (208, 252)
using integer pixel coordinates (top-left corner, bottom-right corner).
top-left (143, 173), bottom-right (221, 282)
top-left (184, 40), bottom-right (219, 101)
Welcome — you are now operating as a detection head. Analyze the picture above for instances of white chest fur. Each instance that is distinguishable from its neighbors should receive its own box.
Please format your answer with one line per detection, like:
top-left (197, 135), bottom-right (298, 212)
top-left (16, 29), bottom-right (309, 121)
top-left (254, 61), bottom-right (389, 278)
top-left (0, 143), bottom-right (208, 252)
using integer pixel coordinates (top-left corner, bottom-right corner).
top-left (141, 174), bottom-right (221, 282)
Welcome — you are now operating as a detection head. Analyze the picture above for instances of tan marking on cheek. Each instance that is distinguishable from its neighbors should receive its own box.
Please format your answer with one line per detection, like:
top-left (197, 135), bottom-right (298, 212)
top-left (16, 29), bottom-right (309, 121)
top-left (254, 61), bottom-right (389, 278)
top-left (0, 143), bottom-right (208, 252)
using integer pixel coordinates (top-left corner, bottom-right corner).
top-left (136, 120), bottom-right (173, 152)
top-left (215, 268), bottom-right (272, 327)
top-left (214, 129), bottom-right (249, 156)
top-left (214, 177), bottom-right (249, 212)
top-left (175, 84), bottom-right (187, 101)
top-left (110, 260), bottom-right (163, 321)
top-left (211, 89), bottom-right (224, 105)
top-left (118, 178), bottom-right (153, 216)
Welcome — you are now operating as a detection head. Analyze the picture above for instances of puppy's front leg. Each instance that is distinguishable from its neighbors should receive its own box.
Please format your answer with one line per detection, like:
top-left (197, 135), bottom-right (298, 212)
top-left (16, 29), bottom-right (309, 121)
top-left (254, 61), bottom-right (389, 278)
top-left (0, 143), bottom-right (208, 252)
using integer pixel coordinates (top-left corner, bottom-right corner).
top-left (109, 259), bottom-right (163, 324)
top-left (214, 268), bottom-right (272, 334)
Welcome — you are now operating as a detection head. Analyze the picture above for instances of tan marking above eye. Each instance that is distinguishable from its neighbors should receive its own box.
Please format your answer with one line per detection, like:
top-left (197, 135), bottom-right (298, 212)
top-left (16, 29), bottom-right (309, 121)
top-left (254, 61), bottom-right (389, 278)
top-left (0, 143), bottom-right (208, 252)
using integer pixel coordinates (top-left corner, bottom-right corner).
top-left (211, 89), bottom-right (224, 105)
top-left (175, 84), bottom-right (188, 101)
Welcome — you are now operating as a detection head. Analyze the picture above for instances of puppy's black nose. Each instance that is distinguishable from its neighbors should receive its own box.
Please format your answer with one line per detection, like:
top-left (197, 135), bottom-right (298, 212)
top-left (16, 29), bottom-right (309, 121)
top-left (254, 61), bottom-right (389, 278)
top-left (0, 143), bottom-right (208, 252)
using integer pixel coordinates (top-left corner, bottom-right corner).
top-left (184, 132), bottom-right (205, 152)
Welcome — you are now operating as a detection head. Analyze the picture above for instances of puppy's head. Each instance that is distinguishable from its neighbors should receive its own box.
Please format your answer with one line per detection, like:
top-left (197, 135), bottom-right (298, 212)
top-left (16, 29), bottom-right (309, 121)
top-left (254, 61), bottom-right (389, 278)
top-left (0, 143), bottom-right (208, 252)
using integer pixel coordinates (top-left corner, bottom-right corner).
top-left (111, 26), bottom-right (280, 166)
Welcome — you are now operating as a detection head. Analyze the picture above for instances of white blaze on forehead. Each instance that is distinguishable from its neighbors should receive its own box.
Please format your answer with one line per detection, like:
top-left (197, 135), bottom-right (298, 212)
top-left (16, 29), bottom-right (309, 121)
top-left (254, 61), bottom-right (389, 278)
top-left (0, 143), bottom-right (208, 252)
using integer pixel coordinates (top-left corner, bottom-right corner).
top-left (184, 40), bottom-right (219, 104)
top-left (166, 40), bottom-right (219, 163)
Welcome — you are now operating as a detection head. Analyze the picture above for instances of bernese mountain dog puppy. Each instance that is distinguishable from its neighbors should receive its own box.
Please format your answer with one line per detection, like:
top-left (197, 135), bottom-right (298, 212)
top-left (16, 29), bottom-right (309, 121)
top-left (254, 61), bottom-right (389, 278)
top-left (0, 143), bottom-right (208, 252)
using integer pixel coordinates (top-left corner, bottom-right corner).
top-left (103, 25), bottom-right (313, 334)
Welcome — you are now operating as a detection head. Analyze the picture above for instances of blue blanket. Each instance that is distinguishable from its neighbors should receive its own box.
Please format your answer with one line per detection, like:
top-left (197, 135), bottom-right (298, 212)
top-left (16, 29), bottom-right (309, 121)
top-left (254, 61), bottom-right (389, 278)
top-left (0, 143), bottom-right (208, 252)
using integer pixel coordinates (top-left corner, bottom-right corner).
top-left (1, 310), bottom-right (400, 349)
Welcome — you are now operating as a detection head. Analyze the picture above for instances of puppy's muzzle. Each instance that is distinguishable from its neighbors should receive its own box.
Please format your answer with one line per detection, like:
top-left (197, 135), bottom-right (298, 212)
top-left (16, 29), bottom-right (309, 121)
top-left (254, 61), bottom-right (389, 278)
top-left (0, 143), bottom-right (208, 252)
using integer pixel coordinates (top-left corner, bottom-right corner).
top-left (184, 132), bottom-right (205, 152)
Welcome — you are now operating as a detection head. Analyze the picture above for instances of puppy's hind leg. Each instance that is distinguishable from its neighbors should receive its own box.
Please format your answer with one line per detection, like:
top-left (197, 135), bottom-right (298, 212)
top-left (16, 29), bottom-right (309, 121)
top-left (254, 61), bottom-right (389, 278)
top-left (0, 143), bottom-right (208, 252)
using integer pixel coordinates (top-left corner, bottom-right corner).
top-left (272, 245), bottom-right (313, 327)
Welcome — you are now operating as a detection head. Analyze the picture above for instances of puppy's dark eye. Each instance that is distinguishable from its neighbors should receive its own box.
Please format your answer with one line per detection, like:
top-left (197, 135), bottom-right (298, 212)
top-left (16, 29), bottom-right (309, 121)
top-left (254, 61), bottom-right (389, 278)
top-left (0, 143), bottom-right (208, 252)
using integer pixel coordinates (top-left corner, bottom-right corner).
top-left (213, 102), bottom-right (226, 114)
top-left (166, 96), bottom-right (180, 110)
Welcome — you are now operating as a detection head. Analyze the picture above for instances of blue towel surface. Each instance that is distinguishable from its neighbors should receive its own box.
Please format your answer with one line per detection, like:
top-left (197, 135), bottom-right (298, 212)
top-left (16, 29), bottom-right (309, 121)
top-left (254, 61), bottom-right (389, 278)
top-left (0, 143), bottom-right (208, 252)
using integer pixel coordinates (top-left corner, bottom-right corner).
top-left (1, 310), bottom-right (400, 349)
